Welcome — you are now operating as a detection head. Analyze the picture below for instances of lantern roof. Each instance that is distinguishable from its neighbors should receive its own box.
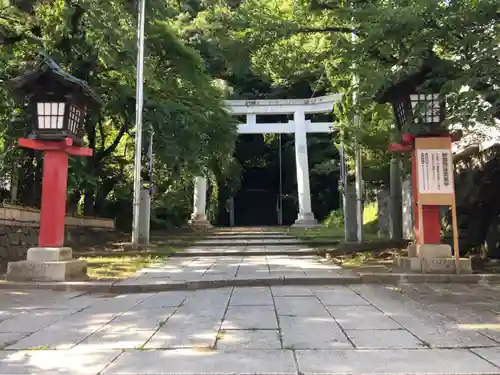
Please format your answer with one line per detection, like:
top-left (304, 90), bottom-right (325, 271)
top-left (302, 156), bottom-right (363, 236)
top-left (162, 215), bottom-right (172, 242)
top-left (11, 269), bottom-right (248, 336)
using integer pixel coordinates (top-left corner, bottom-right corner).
top-left (7, 52), bottom-right (102, 105)
top-left (375, 51), bottom-right (455, 104)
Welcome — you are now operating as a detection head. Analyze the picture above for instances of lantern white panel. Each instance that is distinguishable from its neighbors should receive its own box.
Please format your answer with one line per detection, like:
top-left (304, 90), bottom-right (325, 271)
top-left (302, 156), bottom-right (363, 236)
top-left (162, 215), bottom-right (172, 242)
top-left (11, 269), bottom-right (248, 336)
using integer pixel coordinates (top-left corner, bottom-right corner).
top-left (44, 103), bottom-right (51, 116)
top-left (56, 116), bottom-right (64, 129)
top-left (57, 103), bottom-right (65, 115)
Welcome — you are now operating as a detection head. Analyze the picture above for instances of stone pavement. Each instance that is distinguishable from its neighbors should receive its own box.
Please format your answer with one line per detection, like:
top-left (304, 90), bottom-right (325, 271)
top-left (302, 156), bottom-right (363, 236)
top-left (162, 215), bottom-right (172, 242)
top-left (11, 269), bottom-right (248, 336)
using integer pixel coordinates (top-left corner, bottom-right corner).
top-left (0, 283), bottom-right (499, 374)
top-left (116, 254), bottom-right (351, 286)
top-left (1, 233), bottom-right (500, 373)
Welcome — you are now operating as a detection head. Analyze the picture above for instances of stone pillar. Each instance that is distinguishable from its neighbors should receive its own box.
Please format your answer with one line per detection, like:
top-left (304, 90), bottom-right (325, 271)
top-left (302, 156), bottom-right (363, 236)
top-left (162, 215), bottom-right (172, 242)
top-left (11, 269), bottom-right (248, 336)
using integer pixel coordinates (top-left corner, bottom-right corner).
top-left (402, 176), bottom-right (414, 239)
top-left (389, 156), bottom-right (403, 239)
top-left (344, 184), bottom-right (358, 242)
top-left (189, 176), bottom-right (211, 228)
top-left (292, 111), bottom-right (318, 227)
top-left (138, 188), bottom-right (151, 245)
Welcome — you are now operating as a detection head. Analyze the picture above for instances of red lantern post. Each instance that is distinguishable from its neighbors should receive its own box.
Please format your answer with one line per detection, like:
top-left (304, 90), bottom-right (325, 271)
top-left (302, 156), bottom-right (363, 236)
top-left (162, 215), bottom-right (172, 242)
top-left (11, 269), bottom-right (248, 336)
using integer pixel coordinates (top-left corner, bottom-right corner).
top-left (18, 137), bottom-right (92, 247)
top-left (377, 52), bottom-right (470, 273)
top-left (5, 54), bottom-right (101, 281)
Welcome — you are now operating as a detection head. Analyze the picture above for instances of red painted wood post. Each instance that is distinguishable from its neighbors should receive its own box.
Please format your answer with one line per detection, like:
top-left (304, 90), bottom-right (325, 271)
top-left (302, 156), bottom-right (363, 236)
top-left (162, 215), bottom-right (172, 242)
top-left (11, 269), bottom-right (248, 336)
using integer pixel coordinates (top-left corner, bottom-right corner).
top-left (38, 150), bottom-right (69, 247)
top-left (18, 137), bottom-right (93, 248)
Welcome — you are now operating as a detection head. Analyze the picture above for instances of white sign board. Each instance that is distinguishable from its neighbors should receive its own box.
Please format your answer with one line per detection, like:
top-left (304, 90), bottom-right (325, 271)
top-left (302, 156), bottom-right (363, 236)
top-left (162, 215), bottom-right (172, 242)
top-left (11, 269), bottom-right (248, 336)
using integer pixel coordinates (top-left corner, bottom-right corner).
top-left (416, 148), bottom-right (454, 194)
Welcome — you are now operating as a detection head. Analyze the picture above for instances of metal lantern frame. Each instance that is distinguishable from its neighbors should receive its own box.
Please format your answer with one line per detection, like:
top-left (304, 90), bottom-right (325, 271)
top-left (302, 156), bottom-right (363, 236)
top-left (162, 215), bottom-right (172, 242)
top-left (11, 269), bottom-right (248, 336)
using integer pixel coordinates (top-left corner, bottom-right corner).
top-left (29, 90), bottom-right (89, 145)
top-left (8, 53), bottom-right (100, 146)
top-left (376, 55), bottom-right (448, 136)
top-left (390, 87), bottom-right (446, 135)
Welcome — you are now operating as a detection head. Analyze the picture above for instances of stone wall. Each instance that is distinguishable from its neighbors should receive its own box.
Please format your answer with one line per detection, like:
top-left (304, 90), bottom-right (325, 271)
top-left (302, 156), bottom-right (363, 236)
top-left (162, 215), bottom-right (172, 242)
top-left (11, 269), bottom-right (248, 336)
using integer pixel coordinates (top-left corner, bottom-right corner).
top-left (0, 204), bottom-right (118, 269)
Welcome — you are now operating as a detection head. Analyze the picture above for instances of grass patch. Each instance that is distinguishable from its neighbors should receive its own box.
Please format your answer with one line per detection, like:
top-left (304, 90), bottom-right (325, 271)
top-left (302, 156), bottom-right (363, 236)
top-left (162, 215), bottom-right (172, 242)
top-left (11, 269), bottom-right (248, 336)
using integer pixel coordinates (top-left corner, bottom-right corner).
top-left (289, 202), bottom-right (383, 243)
top-left (331, 248), bottom-right (406, 273)
top-left (83, 254), bottom-right (168, 280)
top-left (289, 226), bottom-right (344, 241)
top-left (340, 251), bottom-right (376, 267)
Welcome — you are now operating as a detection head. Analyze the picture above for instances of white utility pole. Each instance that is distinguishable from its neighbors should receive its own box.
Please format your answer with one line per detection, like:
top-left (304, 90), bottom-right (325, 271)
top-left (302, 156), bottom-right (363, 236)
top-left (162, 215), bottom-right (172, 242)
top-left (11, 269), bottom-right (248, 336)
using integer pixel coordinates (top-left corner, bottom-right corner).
top-left (131, 0), bottom-right (146, 247)
top-left (278, 133), bottom-right (283, 226)
top-left (352, 29), bottom-right (364, 243)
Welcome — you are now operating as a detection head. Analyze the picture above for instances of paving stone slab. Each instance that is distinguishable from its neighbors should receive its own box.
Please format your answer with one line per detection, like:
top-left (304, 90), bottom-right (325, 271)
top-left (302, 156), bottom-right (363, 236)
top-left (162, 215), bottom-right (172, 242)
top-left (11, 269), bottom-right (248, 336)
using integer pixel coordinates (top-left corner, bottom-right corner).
top-left (146, 313), bottom-right (221, 349)
top-left (236, 269), bottom-right (271, 277)
top-left (102, 349), bottom-right (298, 375)
top-left (98, 307), bottom-right (177, 332)
top-left (295, 348), bottom-right (500, 374)
top-left (271, 286), bottom-right (314, 296)
top-left (280, 315), bottom-right (352, 350)
top-left (0, 349), bottom-right (120, 375)
top-left (216, 329), bottom-right (282, 349)
top-left (41, 294), bottom-right (112, 310)
top-left (76, 329), bottom-right (155, 350)
top-left (274, 296), bottom-right (330, 317)
top-left (346, 329), bottom-right (426, 349)
top-left (80, 298), bottom-right (144, 314)
top-left (0, 290), bottom-right (82, 310)
top-left (131, 292), bottom-right (189, 309)
top-left (229, 287), bottom-right (273, 306)
top-left (312, 286), bottom-right (370, 306)
top-left (222, 305), bottom-right (278, 330)
top-left (6, 327), bottom-right (94, 350)
top-left (0, 333), bottom-right (28, 348)
top-left (352, 285), bottom-right (499, 348)
top-left (0, 309), bottom-right (76, 333)
top-left (200, 272), bottom-right (235, 281)
top-left (0, 310), bottom-right (21, 323)
top-left (54, 311), bottom-right (119, 331)
top-left (471, 348), bottom-right (500, 368)
top-left (326, 305), bottom-right (402, 330)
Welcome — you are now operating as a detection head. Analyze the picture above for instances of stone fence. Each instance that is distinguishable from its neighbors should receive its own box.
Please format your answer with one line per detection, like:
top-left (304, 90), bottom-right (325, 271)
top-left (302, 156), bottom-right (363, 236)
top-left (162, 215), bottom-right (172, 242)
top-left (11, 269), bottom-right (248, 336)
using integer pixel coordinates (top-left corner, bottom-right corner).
top-left (0, 204), bottom-right (118, 270)
top-left (377, 178), bottom-right (414, 240)
top-left (0, 204), bottom-right (115, 229)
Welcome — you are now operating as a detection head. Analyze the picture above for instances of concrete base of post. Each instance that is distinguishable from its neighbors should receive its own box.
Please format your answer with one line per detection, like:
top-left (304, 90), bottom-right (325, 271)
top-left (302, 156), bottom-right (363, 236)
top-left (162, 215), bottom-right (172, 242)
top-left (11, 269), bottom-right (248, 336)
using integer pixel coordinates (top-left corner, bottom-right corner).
top-left (395, 244), bottom-right (472, 274)
top-left (6, 247), bottom-right (88, 281)
top-left (188, 214), bottom-right (212, 230)
top-left (292, 212), bottom-right (319, 228)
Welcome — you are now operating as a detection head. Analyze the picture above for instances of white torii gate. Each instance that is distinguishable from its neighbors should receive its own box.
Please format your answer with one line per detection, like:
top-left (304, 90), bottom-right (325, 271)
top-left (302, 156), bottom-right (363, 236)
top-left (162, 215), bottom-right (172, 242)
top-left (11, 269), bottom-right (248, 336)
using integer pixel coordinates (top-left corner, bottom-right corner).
top-left (189, 94), bottom-right (340, 228)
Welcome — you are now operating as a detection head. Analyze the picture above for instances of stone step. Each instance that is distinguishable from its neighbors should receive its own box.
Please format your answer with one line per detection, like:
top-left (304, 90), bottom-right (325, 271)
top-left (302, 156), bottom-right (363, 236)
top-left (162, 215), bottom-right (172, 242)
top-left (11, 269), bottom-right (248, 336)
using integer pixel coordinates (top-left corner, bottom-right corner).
top-left (1, 273), bottom-right (499, 294)
top-left (170, 248), bottom-right (321, 257)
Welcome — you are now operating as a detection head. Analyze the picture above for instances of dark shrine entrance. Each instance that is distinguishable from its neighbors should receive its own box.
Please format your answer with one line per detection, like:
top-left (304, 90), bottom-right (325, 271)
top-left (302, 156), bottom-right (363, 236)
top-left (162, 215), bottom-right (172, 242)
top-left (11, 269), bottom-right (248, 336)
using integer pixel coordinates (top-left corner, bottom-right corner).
top-left (232, 134), bottom-right (298, 227)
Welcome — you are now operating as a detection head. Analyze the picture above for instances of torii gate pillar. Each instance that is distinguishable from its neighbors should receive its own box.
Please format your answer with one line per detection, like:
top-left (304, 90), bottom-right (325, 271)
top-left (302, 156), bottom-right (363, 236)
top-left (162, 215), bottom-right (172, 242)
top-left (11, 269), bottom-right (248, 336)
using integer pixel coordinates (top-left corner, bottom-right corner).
top-left (292, 111), bottom-right (317, 227)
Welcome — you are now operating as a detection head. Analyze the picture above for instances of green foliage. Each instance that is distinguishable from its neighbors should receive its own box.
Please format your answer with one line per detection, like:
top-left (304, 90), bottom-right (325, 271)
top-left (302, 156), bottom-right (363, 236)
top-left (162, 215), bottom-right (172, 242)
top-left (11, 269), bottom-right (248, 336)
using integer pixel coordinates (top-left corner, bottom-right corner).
top-left (323, 208), bottom-right (344, 228)
top-left (0, 0), bottom-right (237, 228)
top-left (3, 0), bottom-right (495, 229)
top-left (219, 0), bottom-right (500, 188)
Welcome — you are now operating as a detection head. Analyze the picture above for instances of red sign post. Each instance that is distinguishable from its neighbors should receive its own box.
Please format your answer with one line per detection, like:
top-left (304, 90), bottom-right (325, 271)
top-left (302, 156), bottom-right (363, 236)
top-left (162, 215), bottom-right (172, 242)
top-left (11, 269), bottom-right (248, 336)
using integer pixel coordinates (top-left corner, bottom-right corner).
top-left (390, 134), bottom-right (461, 272)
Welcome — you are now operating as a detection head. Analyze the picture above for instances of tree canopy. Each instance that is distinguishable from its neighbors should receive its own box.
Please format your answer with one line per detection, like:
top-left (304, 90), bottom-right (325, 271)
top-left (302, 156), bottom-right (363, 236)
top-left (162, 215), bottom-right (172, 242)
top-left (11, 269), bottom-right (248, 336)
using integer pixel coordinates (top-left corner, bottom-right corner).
top-left (1, 0), bottom-right (498, 228)
top-left (0, 0), bottom-right (237, 228)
